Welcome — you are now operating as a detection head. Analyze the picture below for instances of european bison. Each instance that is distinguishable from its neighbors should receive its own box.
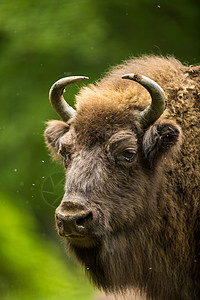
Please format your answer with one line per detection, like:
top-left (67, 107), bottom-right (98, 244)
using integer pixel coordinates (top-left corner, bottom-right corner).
top-left (44, 55), bottom-right (200, 300)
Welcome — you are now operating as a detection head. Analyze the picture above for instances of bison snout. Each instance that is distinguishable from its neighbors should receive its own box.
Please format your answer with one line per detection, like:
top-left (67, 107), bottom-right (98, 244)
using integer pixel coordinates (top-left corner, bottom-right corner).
top-left (55, 201), bottom-right (94, 237)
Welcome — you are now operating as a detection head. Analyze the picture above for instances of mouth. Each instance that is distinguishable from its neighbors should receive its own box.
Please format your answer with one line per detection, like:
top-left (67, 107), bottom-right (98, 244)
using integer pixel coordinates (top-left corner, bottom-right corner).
top-left (64, 233), bottom-right (98, 248)
top-left (64, 234), bottom-right (86, 239)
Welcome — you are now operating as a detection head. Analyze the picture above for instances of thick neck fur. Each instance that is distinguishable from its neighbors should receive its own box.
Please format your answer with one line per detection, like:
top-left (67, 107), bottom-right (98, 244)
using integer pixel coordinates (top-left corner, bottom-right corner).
top-left (67, 170), bottom-right (199, 300)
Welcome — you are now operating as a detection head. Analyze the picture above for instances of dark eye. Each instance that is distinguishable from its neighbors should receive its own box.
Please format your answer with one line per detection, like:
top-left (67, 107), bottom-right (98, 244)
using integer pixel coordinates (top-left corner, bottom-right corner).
top-left (121, 149), bottom-right (136, 162)
top-left (59, 149), bottom-right (71, 162)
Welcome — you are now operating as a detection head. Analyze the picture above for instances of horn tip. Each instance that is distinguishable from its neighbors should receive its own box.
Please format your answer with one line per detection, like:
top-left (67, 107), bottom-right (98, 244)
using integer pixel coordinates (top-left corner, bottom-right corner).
top-left (122, 74), bottom-right (134, 80)
top-left (122, 74), bottom-right (142, 81)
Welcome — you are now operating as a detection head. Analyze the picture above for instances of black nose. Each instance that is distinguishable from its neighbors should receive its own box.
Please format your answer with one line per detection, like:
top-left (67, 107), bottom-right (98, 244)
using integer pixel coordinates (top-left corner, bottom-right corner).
top-left (55, 202), bottom-right (93, 237)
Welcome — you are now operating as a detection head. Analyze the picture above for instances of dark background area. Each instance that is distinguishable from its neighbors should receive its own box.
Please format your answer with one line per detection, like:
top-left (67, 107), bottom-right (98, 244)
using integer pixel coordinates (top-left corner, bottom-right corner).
top-left (0, 0), bottom-right (199, 299)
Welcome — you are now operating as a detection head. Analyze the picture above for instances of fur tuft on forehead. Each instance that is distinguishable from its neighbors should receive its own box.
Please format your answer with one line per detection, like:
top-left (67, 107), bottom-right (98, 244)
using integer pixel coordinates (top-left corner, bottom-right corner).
top-left (75, 55), bottom-right (184, 114)
top-left (75, 81), bottom-right (150, 113)
top-left (72, 105), bottom-right (140, 148)
top-left (72, 55), bottom-right (184, 144)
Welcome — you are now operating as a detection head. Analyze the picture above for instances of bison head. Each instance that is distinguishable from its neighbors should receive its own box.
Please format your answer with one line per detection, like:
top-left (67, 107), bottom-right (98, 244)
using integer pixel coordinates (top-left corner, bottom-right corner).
top-left (44, 73), bottom-right (182, 292)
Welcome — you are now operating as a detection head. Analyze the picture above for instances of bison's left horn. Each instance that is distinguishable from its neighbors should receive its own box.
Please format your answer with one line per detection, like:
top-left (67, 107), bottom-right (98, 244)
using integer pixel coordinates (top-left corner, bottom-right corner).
top-left (122, 74), bottom-right (166, 128)
top-left (49, 76), bottom-right (89, 122)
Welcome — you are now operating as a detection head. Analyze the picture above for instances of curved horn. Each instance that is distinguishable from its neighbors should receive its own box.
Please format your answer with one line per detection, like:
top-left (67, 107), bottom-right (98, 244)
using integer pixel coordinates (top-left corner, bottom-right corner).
top-left (122, 74), bottom-right (166, 128)
top-left (49, 76), bottom-right (89, 122)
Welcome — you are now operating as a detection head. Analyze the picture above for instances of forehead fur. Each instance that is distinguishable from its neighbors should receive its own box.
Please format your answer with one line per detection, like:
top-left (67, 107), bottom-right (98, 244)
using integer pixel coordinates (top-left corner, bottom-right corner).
top-left (75, 81), bottom-right (150, 112)
top-left (73, 83), bottom-right (147, 146)
top-left (75, 55), bottom-right (184, 113)
top-left (72, 106), bottom-right (140, 148)
top-left (72, 56), bottom-right (184, 145)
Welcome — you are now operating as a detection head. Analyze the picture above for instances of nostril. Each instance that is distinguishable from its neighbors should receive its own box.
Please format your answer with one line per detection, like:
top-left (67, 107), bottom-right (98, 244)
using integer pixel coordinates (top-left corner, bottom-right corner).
top-left (76, 212), bottom-right (93, 227)
top-left (55, 208), bottom-right (94, 236)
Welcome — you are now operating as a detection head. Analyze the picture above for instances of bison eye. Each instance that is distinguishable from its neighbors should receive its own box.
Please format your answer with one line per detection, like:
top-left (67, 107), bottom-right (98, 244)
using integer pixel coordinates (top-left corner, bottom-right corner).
top-left (121, 149), bottom-right (136, 162)
top-left (59, 148), bottom-right (71, 163)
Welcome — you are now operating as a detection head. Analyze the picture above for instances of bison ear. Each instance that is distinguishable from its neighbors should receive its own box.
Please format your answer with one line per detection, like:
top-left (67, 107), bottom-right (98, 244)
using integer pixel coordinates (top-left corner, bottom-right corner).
top-left (44, 120), bottom-right (69, 158)
top-left (142, 121), bottom-right (182, 166)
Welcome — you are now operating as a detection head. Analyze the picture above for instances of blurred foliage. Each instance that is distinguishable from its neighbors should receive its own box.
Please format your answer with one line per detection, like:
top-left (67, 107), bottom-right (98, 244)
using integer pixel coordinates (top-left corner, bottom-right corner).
top-left (0, 0), bottom-right (199, 299)
top-left (0, 193), bottom-right (93, 300)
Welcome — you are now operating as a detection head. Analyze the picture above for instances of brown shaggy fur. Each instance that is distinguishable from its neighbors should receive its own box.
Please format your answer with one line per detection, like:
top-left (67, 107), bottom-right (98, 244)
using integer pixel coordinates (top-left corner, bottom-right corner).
top-left (45, 56), bottom-right (200, 300)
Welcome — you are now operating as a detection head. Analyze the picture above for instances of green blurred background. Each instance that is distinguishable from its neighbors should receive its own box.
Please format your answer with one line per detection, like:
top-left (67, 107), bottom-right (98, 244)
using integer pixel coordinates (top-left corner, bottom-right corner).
top-left (0, 0), bottom-right (199, 299)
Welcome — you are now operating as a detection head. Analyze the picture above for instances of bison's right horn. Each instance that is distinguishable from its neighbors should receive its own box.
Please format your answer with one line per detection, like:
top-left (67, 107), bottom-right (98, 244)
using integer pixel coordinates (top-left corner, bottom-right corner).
top-left (49, 76), bottom-right (89, 122)
top-left (122, 74), bottom-right (166, 128)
